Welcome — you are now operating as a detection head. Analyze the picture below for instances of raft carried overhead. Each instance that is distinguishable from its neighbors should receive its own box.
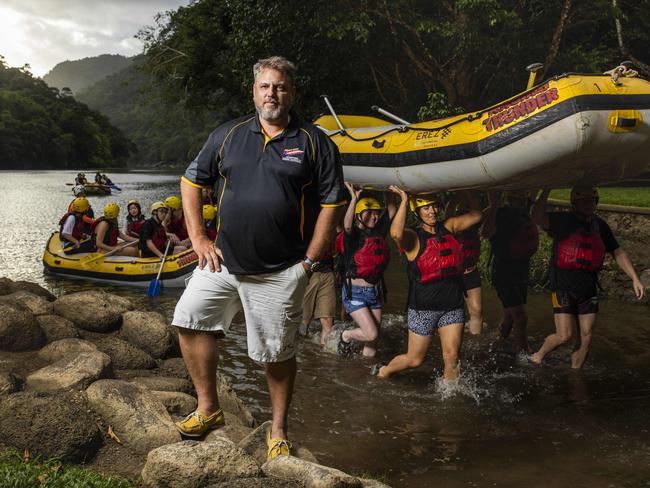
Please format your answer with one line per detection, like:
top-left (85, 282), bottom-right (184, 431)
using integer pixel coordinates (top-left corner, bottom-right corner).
top-left (42, 232), bottom-right (198, 287)
top-left (316, 69), bottom-right (650, 192)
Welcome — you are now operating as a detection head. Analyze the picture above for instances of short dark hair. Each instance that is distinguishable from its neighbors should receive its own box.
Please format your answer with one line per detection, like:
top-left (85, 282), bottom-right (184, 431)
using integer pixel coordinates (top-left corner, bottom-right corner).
top-left (253, 56), bottom-right (296, 85)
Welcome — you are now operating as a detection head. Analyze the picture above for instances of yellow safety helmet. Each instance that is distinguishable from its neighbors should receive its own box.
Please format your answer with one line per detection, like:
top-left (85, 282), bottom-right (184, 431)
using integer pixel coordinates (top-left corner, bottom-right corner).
top-left (202, 204), bottom-right (216, 221)
top-left (150, 201), bottom-right (168, 214)
top-left (103, 202), bottom-right (120, 219)
top-left (570, 186), bottom-right (599, 203)
top-left (355, 197), bottom-right (383, 215)
top-left (165, 196), bottom-right (182, 210)
top-left (71, 197), bottom-right (90, 213)
top-left (409, 194), bottom-right (437, 213)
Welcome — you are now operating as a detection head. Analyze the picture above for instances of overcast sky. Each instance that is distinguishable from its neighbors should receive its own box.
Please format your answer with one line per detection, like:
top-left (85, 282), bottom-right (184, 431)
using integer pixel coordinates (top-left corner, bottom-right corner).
top-left (0, 0), bottom-right (189, 77)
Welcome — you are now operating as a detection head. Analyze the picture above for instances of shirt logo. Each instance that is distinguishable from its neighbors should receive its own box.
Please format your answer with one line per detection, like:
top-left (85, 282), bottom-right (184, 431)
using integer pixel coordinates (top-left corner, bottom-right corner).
top-left (281, 148), bottom-right (304, 164)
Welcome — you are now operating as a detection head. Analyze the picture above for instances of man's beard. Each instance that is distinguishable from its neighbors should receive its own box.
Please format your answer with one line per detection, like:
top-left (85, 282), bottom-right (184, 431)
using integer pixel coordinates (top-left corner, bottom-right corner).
top-left (256, 102), bottom-right (290, 122)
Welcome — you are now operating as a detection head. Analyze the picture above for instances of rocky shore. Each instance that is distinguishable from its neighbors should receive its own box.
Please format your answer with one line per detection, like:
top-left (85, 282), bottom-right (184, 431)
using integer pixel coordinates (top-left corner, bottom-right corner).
top-left (0, 277), bottom-right (390, 488)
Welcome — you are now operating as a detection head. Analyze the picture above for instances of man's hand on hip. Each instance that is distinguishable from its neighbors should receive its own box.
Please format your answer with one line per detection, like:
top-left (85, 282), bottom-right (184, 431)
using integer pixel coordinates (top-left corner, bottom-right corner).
top-left (193, 236), bottom-right (223, 272)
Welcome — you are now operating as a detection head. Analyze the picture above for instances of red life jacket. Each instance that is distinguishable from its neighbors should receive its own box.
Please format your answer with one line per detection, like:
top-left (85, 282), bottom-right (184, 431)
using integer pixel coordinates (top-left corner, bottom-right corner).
top-left (457, 230), bottom-right (481, 270)
top-left (170, 214), bottom-right (188, 241)
top-left (140, 218), bottom-right (167, 253)
top-left (409, 225), bottom-right (463, 284)
top-left (556, 221), bottom-right (605, 272)
top-left (205, 219), bottom-right (217, 241)
top-left (341, 228), bottom-right (390, 282)
top-left (126, 217), bottom-right (145, 237)
top-left (92, 217), bottom-right (119, 246)
top-left (59, 212), bottom-right (85, 241)
top-left (508, 220), bottom-right (539, 259)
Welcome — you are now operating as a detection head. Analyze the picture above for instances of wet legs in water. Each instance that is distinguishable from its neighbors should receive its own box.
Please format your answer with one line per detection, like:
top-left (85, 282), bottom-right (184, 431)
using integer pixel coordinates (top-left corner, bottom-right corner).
top-left (319, 317), bottom-right (334, 345)
top-left (531, 313), bottom-right (596, 369)
top-left (342, 307), bottom-right (381, 357)
top-left (465, 286), bottom-right (483, 335)
top-left (378, 323), bottom-right (463, 381)
top-left (499, 305), bottom-right (528, 353)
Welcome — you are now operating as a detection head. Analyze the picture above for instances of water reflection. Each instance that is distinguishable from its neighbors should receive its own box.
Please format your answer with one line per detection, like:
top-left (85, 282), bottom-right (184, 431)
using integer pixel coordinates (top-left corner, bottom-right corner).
top-left (1, 171), bottom-right (649, 487)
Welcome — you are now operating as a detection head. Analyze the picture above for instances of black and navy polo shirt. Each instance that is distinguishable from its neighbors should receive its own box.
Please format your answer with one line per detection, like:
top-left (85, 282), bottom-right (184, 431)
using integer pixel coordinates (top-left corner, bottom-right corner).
top-left (182, 111), bottom-right (347, 274)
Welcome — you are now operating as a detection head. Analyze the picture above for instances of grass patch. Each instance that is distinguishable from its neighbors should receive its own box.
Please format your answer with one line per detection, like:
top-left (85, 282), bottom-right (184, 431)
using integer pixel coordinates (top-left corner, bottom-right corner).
top-left (550, 187), bottom-right (650, 208)
top-left (0, 450), bottom-right (134, 488)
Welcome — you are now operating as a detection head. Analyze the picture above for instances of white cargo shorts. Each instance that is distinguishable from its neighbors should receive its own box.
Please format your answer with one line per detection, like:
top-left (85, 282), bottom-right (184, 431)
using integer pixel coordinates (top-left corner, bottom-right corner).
top-left (172, 262), bottom-right (309, 362)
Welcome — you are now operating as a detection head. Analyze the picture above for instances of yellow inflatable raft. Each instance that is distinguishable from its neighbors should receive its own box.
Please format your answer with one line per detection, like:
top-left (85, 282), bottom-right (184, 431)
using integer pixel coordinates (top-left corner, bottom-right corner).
top-left (42, 232), bottom-right (198, 287)
top-left (81, 183), bottom-right (112, 195)
top-left (316, 70), bottom-right (650, 192)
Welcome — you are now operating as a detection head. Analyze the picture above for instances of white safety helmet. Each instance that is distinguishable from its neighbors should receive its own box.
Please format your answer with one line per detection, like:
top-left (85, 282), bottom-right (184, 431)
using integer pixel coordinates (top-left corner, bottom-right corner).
top-left (72, 185), bottom-right (86, 197)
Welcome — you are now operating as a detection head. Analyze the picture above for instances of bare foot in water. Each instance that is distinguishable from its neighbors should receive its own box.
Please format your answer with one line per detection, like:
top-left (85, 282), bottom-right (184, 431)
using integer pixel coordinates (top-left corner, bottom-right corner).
top-left (529, 352), bottom-right (542, 364)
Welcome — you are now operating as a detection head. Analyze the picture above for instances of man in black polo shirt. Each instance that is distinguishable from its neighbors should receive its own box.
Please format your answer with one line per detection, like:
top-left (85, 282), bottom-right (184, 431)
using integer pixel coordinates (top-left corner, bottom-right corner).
top-left (530, 186), bottom-right (644, 368)
top-left (172, 56), bottom-right (346, 459)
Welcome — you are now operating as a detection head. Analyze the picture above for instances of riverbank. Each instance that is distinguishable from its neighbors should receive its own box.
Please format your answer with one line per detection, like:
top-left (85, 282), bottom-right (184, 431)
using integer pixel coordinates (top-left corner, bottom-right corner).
top-left (0, 277), bottom-right (389, 488)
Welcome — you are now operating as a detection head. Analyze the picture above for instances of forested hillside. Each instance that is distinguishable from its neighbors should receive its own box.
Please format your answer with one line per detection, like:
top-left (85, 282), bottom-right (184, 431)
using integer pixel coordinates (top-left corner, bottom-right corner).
top-left (43, 54), bottom-right (133, 94)
top-left (76, 58), bottom-right (220, 166)
top-left (0, 56), bottom-right (134, 169)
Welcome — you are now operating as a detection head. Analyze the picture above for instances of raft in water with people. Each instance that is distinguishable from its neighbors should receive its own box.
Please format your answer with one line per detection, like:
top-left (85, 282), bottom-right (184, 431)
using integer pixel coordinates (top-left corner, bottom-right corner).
top-left (79, 183), bottom-right (112, 195)
top-left (42, 232), bottom-right (198, 287)
top-left (316, 67), bottom-right (650, 192)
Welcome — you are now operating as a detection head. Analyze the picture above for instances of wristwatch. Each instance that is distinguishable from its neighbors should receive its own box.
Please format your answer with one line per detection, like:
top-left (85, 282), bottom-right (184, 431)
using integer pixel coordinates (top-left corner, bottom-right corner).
top-left (303, 256), bottom-right (322, 273)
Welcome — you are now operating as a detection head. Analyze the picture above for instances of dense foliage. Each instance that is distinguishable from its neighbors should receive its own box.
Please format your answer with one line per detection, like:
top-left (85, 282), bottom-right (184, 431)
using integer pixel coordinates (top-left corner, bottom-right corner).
top-left (76, 57), bottom-right (219, 166)
top-left (0, 56), bottom-right (134, 169)
top-left (42, 54), bottom-right (133, 94)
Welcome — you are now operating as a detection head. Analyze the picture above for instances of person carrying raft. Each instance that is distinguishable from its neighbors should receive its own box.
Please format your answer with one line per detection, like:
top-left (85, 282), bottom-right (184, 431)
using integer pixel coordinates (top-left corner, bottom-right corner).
top-left (139, 202), bottom-right (187, 258)
top-left (59, 197), bottom-right (95, 254)
top-left (529, 187), bottom-right (645, 368)
top-left (482, 190), bottom-right (539, 355)
top-left (373, 188), bottom-right (482, 381)
top-left (92, 203), bottom-right (138, 256)
top-left (125, 200), bottom-right (146, 238)
top-left (445, 192), bottom-right (485, 335)
top-left (337, 183), bottom-right (396, 358)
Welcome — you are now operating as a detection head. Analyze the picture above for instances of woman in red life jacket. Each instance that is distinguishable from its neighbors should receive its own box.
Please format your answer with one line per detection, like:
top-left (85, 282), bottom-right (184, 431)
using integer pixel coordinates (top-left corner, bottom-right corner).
top-left (203, 204), bottom-right (218, 241)
top-left (164, 196), bottom-right (192, 248)
top-left (60, 197), bottom-right (95, 254)
top-left (126, 200), bottom-right (146, 238)
top-left (375, 187), bottom-right (482, 382)
top-left (445, 192), bottom-right (486, 335)
top-left (139, 202), bottom-right (188, 258)
top-left (337, 183), bottom-right (396, 358)
top-left (530, 186), bottom-right (644, 369)
top-left (93, 203), bottom-right (138, 256)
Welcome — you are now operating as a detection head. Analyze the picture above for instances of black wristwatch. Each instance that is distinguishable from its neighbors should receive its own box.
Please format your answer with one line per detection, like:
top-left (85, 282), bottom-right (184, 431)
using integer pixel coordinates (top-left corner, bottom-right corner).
top-left (303, 256), bottom-right (321, 273)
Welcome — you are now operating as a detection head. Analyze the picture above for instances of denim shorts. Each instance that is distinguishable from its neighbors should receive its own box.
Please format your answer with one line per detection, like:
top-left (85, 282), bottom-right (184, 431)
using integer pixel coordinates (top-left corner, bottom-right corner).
top-left (342, 285), bottom-right (382, 313)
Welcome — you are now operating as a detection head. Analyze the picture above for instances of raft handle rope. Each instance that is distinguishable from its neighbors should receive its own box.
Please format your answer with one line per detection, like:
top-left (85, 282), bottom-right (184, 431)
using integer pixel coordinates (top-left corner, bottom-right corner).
top-left (604, 61), bottom-right (639, 86)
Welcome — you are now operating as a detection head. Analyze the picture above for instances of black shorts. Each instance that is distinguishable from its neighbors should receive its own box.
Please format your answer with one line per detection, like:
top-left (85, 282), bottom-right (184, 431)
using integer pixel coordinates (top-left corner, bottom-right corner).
top-left (462, 268), bottom-right (481, 291)
top-left (552, 291), bottom-right (598, 315)
top-left (495, 283), bottom-right (527, 308)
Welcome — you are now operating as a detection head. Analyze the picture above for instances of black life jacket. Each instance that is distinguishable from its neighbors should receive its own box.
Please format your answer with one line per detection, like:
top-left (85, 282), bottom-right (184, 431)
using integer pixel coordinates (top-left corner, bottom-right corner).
top-left (508, 220), bottom-right (539, 259)
top-left (556, 219), bottom-right (605, 272)
top-left (92, 217), bottom-right (119, 246)
top-left (456, 229), bottom-right (481, 271)
top-left (408, 225), bottom-right (463, 284)
top-left (59, 212), bottom-right (84, 241)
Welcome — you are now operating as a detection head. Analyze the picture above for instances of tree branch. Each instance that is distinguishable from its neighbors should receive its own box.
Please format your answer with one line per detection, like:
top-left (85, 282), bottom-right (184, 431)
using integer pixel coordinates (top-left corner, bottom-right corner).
top-left (541, 0), bottom-right (572, 80)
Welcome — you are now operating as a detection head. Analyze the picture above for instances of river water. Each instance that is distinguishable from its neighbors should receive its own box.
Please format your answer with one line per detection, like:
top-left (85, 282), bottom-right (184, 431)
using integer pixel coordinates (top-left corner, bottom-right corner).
top-left (1, 170), bottom-right (649, 488)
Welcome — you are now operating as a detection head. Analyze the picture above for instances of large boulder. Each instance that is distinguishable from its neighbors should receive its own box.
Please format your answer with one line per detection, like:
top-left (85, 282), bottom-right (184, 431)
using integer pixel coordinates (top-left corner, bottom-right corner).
top-left (93, 336), bottom-right (157, 370)
top-left (205, 412), bottom-right (254, 444)
top-left (86, 379), bottom-right (180, 454)
top-left (238, 421), bottom-right (318, 467)
top-left (10, 281), bottom-right (56, 301)
top-left (159, 357), bottom-right (191, 380)
top-left (152, 390), bottom-right (197, 416)
top-left (53, 291), bottom-right (133, 332)
top-left (0, 291), bottom-right (54, 315)
top-left (262, 456), bottom-right (363, 488)
top-left (205, 479), bottom-right (304, 488)
top-left (120, 311), bottom-right (176, 358)
top-left (131, 376), bottom-right (193, 394)
top-left (0, 391), bottom-right (101, 462)
top-left (26, 351), bottom-right (112, 392)
top-left (0, 301), bottom-right (46, 351)
top-left (36, 314), bottom-right (80, 343)
top-left (141, 438), bottom-right (261, 488)
top-left (0, 277), bottom-right (13, 296)
top-left (37, 338), bottom-right (98, 362)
